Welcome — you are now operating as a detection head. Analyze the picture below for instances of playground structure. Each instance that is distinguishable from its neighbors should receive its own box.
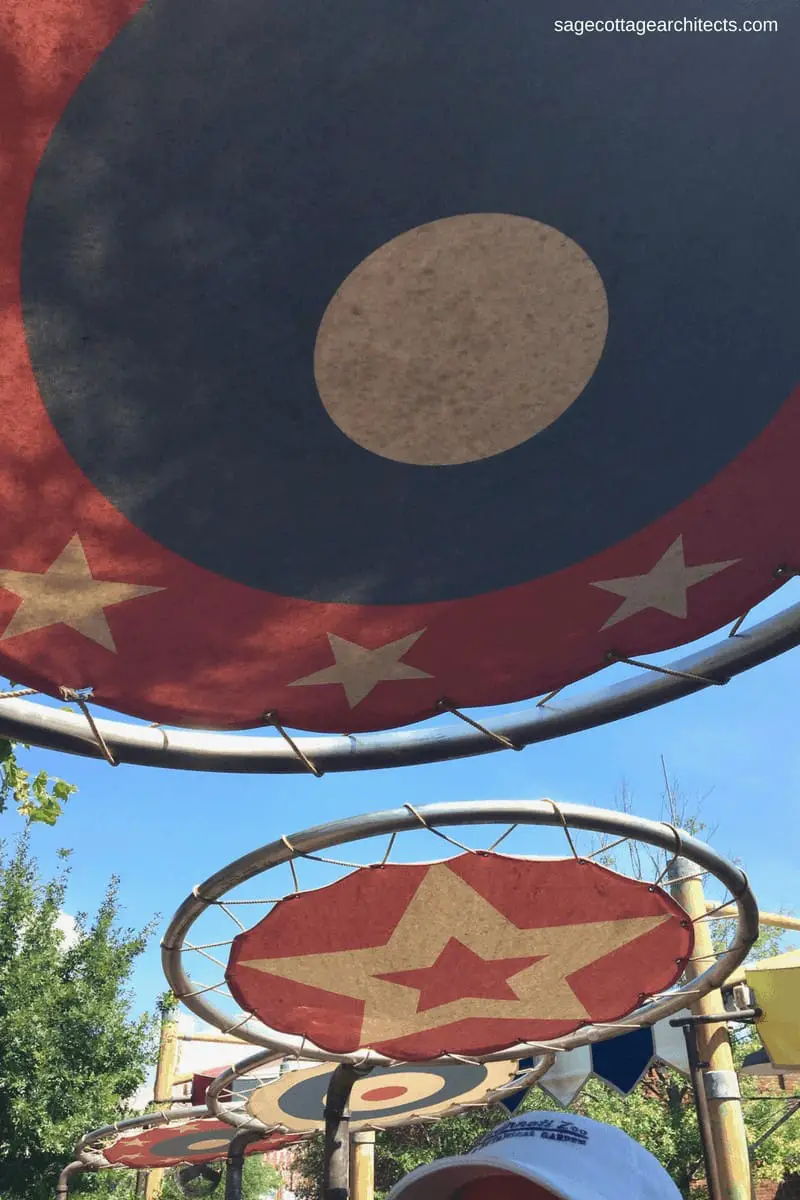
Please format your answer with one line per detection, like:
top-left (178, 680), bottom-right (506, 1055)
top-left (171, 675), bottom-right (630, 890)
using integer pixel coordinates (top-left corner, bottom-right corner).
top-left (3, 2), bottom-right (799, 1198)
top-left (157, 801), bottom-right (760, 1199)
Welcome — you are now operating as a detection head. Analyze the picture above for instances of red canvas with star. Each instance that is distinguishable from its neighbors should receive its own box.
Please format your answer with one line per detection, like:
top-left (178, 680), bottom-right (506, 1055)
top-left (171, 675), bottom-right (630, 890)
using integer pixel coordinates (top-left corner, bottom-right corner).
top-left (102, 1119), bottom-right (303, 1168)
top-left (0, 0), bottom-right (798, 734)
top-left (225, 855), bottom-right (694, 1060)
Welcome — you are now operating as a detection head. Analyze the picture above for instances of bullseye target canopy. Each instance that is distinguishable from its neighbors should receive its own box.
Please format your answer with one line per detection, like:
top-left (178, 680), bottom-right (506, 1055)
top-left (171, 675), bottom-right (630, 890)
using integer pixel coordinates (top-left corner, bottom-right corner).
top-left (102, 1118), bottom-right (303, 1168)
top-left (2, 0), bottom-right (798, 733)
top-left (245, 1060), bottom-right (518, 1133)
top-left (225, 855), bottom-right (693, 1060)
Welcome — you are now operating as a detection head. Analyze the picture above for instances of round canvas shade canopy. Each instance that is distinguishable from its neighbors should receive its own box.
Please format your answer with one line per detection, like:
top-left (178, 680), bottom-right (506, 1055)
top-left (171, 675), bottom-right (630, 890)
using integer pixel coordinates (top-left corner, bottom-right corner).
top-left (102, 1118), bottom-right (302, 1169)
top-left (225, 855), bottom-right (693, 1061)
top-left (2, 1), bottom-right (799, 735)
top-left (245, 1060), bottom-right (518, 1133)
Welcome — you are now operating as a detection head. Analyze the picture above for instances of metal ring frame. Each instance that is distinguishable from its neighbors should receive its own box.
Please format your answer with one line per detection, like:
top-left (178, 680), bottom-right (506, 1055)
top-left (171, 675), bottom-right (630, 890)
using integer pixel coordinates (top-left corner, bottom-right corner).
top-left (162, 800), bottom-right (758, 1066)
top-left (1, 597), bottom-right (799, 772)
top-left (58, 1107), bottom-right (211, 1200)
top-left (76, 1104), bottom-right (217, 1164)
top-left (60, 1097), bottom-right (300, 1199)
top-left (205, 1049), bottom-right (558, 1136)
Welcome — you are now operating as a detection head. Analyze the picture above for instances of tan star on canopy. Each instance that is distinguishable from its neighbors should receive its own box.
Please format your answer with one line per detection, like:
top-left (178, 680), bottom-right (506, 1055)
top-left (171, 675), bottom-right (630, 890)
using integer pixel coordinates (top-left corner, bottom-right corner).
top-left (0, 534), bottom-right (163, 651)
top-left (238, 863), bottom-right (669, 1044)
top-left (288, 629), bottom-right (431, 706)
top-left (591, 535), bottom-right (738, 630)
top-left (104, 1123), bottom-right (234, 1167)
top-left (105, 1129), bottom-right (167, 1167)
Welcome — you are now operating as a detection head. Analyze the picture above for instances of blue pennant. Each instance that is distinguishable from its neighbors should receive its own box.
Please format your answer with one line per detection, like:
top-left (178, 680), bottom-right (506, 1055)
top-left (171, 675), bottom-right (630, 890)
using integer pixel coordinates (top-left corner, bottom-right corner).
top-left (591, 1026), bottom-right (655, 1095)
top-left (499, 1057), bottom-right (537, 1115)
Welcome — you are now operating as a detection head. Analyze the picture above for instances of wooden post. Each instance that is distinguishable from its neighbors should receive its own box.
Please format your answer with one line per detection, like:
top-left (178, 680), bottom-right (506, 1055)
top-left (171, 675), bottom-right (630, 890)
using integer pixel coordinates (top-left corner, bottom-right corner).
top-left (705, 905), bottom-right (800, 933)
top-left (145, 1013), bottom-right (180, 1200)
top-left (351, 1131), bottom-right (375, 1200)
top-left (669, 858), bottom-right (751, 1200)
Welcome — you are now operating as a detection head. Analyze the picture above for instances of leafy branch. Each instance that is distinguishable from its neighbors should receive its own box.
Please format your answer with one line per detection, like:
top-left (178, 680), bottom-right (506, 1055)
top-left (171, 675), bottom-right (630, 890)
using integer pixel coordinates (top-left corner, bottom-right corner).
top-left (0, 738), bottom-right (77, 825)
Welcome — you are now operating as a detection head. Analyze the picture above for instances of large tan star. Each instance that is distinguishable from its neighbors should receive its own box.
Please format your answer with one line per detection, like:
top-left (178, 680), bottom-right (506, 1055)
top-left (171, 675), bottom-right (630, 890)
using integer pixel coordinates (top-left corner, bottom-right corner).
top-left (238, 864), bottom-right (668, 1043)
top-left (109, 1130), bottom-right (164, 1165)
top-left (288, 630), bottom-right (431, 707)
top-left (0, 534), bottom-right (164, 652)
top-left (591, 535), bottom-right (738, 630)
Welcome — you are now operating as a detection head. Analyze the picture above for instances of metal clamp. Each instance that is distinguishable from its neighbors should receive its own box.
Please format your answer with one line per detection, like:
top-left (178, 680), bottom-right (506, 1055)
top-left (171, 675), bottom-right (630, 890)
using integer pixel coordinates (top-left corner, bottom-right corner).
top-left (703, 1070), bottom-right (741, 1102)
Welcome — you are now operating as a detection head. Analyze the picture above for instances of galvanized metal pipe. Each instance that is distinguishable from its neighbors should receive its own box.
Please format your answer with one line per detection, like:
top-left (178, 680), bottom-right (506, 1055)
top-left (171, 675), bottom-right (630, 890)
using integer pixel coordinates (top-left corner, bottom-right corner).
top-left (76, 1105), bottom-right (209, 1159)
top-left (163, 800), bottom-right (758, 1065)
top-left (55, 1161), bottom-right (85, 1199)
top-left (324, 1064), bottom-right (369, 1200)
top-left (225, 1129), bottom-right (264, 1200)
top-left (2, 598), bottom-right (800, 772)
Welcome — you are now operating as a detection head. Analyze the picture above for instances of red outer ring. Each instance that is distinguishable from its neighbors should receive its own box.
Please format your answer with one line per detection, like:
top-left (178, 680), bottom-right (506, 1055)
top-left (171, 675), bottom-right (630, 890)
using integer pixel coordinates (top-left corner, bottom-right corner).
top-left (1, 0), bottom-right (798, 733)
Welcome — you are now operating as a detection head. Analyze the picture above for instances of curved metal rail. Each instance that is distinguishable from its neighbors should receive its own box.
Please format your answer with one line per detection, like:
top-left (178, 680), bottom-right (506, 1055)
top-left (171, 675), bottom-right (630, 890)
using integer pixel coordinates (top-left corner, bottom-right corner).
top-left (162, 800), bottom-right (758, 1065)
top-left (205, 1048), bottom-right (557, 1135)
top-left (0, 599), bottom-right (798, 772)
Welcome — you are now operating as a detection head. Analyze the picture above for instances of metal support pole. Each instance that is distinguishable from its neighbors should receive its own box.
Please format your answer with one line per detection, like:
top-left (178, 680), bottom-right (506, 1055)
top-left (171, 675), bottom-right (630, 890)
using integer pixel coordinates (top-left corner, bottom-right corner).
top-left (672, 1010), bottom-right (761, 1026)
top-left (225, 1129), bottom-right (265, 1200)
top-left (145, 1013), bottom-right (180, 1200)
top-left (749, 1101), bottom-right (800, 1154)
top-left (324, 1064), bottom-right (370, 1200)
top-left (351, 1130), bottom-right (376, 1200)
top-left (683, 1022), bottom-right (722, 1200)
top-left (55, 1161), bottom-right (85, 1199)
top-left (135, 1171), bottom-right (149, 1197)
top-left (669, 857), bottom-right (752, 1200)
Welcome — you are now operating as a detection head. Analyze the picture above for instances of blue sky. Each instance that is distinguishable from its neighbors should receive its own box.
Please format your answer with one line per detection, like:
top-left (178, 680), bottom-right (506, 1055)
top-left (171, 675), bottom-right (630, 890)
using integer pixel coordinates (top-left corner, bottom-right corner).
top-left (3, 581), bottom-right (799, 1023)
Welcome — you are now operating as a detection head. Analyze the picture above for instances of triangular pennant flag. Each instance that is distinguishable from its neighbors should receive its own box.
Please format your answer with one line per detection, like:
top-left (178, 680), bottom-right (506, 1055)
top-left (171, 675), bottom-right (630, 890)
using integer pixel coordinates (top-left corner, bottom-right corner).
top-left (591, 1026), bottom-right (655, 1095)
top-left (538, 1044), bottom-right (593, 1106)
top-left (499, 1057), bottom-right (537, 1115)
top-left (652, 1010), bottom-right (691, 1074)
top-left (501, 1010), bottom-right (692, 1115)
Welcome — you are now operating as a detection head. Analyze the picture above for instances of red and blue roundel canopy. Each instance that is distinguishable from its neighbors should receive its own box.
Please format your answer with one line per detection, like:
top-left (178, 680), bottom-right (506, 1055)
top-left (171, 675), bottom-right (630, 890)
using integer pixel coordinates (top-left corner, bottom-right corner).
top-left (0, 0), bottom-right (798, 732)
top-left (102, 1119), bottom-right (302, 1168)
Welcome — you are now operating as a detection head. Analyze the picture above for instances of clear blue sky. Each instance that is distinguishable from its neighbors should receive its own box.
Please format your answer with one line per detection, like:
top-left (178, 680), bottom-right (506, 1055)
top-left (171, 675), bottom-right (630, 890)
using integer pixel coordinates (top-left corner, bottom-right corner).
top-left (4, 580), bottom-right (799, 1022)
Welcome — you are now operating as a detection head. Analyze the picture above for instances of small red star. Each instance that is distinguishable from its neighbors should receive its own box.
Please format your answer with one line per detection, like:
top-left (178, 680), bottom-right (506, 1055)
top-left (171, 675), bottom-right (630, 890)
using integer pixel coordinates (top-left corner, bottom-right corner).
top-left (375, 938), bottom-right (545, 1012)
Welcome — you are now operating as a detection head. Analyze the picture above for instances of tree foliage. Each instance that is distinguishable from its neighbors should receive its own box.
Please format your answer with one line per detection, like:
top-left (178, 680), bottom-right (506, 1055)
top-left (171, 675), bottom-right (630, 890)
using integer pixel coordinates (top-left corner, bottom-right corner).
top-left (0, 834), bottom-right (157, 1199)
top-left (79, 1155), bottom-right (284, 1198)
top-left (0, 738), bottom-right (76, 825)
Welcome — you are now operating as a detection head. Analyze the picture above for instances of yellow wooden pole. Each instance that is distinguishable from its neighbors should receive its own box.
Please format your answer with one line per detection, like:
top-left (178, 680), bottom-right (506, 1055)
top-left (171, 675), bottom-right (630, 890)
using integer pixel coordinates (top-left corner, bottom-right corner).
top-left (177, 1032), bottom-right (253, 1044)
top-left (706, 904), bottom-right (800, 933)
top-left (351, 1131), bottom-right (375, 1200)
top-left (669, 859), bottom-right (751, 1200)
top-left (145, 1014), bottom-right (180, 1200)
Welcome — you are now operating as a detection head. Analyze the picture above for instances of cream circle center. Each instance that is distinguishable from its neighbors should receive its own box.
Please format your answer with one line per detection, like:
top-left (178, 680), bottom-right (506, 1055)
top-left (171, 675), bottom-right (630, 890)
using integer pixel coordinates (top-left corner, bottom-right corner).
top-left (313, 213), bottom-right (608, 467)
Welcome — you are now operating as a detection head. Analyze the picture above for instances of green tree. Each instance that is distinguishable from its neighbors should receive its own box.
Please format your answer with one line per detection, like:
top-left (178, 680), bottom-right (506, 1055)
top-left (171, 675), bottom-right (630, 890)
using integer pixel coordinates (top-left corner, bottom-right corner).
top-left (0, 738), bottom-right (76, 825)
top-left (0, 834), bottom-right (157, 1199)
top-left (79, 1155), bottom-right (283, 1198)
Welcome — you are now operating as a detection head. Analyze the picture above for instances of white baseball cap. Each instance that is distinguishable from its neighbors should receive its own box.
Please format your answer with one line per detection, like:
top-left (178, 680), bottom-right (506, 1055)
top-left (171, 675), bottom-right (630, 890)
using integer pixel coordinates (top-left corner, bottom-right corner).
top-left (385, 1112), bottom-right (682, 1200)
